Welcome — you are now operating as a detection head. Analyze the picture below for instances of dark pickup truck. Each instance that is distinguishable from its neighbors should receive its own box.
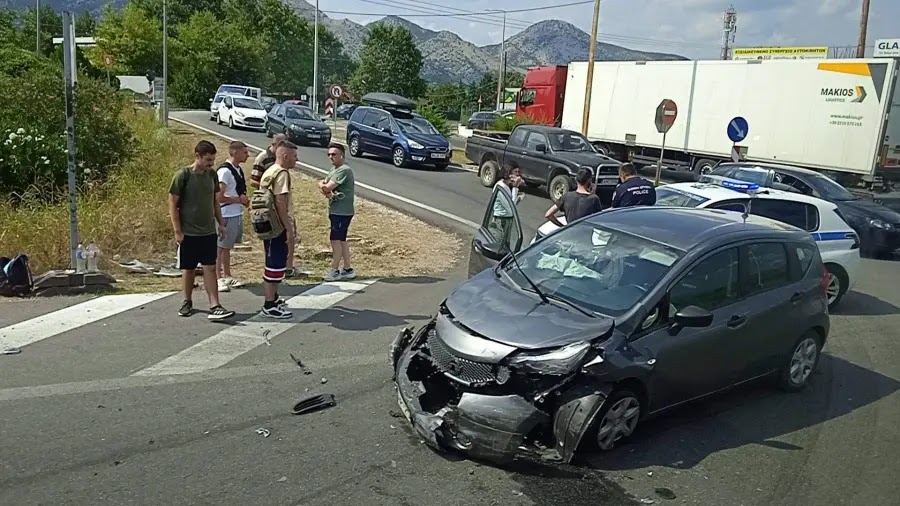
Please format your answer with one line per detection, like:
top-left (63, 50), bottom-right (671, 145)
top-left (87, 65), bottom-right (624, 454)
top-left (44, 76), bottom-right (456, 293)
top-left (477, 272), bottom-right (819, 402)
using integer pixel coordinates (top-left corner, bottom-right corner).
top-left (465, 124), bottom-right (622, 205)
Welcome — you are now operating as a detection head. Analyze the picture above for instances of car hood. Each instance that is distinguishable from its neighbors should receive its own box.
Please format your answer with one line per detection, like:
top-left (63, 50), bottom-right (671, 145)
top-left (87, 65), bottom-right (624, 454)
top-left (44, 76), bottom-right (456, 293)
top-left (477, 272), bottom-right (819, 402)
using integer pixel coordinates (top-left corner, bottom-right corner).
top-left (554, 151), bottom-right (619, 167)
top-left (234, 107), bottom-right (267, 118)
top-left (404, 132), bottom-right (449, 148)
top-left (287, 118), bottom-right (329, 129)
top-left (838, 198), bottom-right (900, 222)
top-left (444, 269), bottom-right (614, 350)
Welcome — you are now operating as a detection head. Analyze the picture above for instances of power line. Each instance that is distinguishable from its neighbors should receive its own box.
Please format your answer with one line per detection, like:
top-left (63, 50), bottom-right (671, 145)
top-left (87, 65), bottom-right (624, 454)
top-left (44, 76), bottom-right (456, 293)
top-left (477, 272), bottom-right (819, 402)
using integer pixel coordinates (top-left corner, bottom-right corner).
top-left (321, 0), bottom-right (593, 18)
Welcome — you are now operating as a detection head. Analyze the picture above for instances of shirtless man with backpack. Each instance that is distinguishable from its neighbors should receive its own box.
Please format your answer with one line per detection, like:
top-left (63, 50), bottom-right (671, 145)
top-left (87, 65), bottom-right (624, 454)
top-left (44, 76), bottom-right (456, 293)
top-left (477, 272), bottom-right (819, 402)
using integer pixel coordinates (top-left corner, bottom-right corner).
top-left (250, 141), bottom-right (298, 319)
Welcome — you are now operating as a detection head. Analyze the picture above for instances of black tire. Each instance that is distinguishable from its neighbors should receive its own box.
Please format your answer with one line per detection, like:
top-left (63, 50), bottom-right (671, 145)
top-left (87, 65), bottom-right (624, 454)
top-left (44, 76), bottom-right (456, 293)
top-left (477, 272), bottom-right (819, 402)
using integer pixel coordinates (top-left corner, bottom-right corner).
top-left (824, 263), bottom-right (848, 311)
top-left (209, 114), bottom-right (215, 122)
top-left (392, 146), bottom-right (408, 168)
top-left (693, 158), bottom-right (717, 181)
top-left (586, 388), bottom-right (642, 452)
top-left (434, 163), bottom-right (449, 171)
top-left (777, 331), bottom-right (822, 392)
top-left (348, 135), bottom-right (363, 157)
top-left (479, 159), bottom-right (499, 187)
top-left (265, 126), bottom-right (272, 138)
top-left (549, 174), bottom-right (574, 204)
top-left (228, 116), bottom-right (235, 129)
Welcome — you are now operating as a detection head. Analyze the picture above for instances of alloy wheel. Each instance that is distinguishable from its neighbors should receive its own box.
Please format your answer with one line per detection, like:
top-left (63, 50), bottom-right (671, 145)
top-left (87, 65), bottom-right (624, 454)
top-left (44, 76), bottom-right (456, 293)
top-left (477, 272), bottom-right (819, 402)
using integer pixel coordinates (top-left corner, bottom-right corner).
top-left (826, 272), bottom-right (840, 305)
top-left (596, 396), bottom-right (640, 450)
top-left (393, 147), bottom-right (405, 167)
top-left (789, 337), bottom-right (818, 386)
top-left (349, 137), bottom-right (359, 155)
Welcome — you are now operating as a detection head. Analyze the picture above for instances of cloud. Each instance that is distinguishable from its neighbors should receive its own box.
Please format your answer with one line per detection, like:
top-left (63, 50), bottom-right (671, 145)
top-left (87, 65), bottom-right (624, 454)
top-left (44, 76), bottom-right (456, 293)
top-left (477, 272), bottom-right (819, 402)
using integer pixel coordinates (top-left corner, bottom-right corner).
top-left (319, 0), bottom-right (900, 59)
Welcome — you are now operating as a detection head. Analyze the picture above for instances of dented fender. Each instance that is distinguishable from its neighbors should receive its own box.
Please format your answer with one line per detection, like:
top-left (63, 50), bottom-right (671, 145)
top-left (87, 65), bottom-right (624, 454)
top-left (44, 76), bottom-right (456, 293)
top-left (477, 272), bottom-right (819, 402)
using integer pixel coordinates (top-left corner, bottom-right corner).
top-left (552, 383), bottom-right (615, 463)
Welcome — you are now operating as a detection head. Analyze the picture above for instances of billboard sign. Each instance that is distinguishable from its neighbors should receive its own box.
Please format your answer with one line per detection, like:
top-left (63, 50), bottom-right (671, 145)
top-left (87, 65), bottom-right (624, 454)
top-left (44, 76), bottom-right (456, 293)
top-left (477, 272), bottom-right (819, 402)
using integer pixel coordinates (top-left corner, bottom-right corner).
top-left (874, 39), bottom-right (900, 58)
top-left (732, 46), bottom-right (828, 61)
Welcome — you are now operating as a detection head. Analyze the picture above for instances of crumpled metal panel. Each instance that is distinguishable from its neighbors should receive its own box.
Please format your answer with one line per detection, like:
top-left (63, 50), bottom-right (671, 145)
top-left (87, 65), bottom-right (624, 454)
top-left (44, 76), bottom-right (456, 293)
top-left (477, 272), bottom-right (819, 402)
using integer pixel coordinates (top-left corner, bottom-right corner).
top-left (552, 384), bottom-right (614, 463)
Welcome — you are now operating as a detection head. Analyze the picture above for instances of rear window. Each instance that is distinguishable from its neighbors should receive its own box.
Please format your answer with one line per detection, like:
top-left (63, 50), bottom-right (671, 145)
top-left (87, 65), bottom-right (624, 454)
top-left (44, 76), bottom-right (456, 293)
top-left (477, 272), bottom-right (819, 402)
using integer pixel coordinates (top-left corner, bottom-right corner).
top-left (655, 187), bottom-right (710, 208)
top-left (789, 242), bottom-right (818, 281)
top-left (349, 107), bottom-right (367, 123)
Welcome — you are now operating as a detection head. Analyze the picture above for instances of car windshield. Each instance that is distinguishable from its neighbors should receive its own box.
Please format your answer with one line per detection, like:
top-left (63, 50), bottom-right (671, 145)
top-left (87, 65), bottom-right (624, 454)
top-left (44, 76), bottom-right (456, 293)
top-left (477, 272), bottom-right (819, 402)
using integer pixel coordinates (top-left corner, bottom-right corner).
top-left (713, 164), bottom-right (771, 186)
top-left (503, 222), bottom-right (683, 316)
top-left (547, 132), bottom-right (596, 152)
top-left (396, 117), bottom-right (439, 135)
top-left (213, 96), bottom-right (224, 103)
top-left (286, 107), bottom-right (316, 120)
top-left (808, 174), bottom-right (857, 201)
top-left (655, 187), bottom-right (710, 207)
top-left (233, 98), bottom-right (263, 110)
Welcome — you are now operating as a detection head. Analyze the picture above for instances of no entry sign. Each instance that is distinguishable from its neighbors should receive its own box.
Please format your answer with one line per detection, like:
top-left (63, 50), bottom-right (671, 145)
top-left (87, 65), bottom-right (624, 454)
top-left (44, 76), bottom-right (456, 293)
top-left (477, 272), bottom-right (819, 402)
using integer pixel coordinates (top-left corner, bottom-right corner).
top-left (654, 99), bottom-right (678, 134)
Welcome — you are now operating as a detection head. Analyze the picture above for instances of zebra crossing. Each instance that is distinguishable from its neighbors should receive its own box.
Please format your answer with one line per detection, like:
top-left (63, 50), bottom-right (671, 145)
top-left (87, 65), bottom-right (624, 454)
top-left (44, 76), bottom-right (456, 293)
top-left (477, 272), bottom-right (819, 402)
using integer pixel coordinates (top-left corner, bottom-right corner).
top-left (0, 280), bottom-right (376, 387)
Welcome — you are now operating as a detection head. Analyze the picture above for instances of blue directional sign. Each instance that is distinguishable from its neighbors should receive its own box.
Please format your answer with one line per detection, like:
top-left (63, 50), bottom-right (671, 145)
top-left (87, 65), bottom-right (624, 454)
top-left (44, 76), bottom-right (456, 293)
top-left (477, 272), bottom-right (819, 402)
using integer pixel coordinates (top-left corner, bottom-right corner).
top-left (727, 116), bottom-right (749, 143)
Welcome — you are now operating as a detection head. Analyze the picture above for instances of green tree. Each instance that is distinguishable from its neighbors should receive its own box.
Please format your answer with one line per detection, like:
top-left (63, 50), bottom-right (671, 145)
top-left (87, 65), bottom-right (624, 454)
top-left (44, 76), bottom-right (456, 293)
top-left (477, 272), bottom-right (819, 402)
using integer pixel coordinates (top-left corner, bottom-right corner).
top-left (0, 9), bottom-right (18, 48)
top-left (469, 71), bottom-right (525, 110)
top-left (170, 11), bottom-right (267, 108)
top-left (92, 4), bottom-right (163, 77)
top-left (349, 24), bottom-right (425, 99)
top-left (16, 5), bottom-right (61, 56)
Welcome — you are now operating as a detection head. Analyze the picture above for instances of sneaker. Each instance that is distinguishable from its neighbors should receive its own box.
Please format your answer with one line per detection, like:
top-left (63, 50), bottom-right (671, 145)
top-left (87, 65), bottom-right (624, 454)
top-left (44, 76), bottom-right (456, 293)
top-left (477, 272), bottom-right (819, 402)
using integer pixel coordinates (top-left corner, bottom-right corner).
top-left (217, 278), bottom-right (231, 293)
top-left (261, 305), bottom-right (293, 319)
top-left (340, 268), bottom-right (356, 280)
top-left (226, 278), bottom-right (245, 289)
top-left (178, 300), bottom-right (193, 317)
top-left (323, 269), bottom-right (341, 282)
top-left (208, 305), bottom-right (236, 321)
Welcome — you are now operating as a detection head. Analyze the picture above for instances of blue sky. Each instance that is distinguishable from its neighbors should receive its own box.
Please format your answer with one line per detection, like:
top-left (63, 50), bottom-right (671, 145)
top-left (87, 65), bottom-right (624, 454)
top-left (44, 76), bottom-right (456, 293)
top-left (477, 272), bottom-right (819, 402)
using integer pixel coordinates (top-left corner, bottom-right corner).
top-left (315, 0), bottom-right (899, 59)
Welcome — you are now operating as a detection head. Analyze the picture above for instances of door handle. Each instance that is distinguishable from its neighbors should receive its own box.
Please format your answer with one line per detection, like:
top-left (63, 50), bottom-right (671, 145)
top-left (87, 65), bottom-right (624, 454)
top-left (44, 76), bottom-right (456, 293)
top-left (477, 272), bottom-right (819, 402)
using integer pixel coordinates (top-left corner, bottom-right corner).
top-left (727, 315), bottom-right (747, 328)
top-left (790, 292), bottom-right (803, 303)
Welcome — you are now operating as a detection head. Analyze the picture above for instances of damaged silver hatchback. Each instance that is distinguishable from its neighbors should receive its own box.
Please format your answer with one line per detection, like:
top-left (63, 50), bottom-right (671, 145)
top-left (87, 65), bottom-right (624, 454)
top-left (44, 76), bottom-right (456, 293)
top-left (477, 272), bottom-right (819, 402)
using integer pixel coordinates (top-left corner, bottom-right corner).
top-left (390, 188), bottom-right (830, 464)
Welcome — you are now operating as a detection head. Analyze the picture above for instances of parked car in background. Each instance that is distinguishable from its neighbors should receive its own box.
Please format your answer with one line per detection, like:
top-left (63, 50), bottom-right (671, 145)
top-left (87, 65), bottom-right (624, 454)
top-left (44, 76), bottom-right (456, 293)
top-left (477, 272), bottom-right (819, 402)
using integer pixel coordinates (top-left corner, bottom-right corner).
top-left (702, 162), bottom-right (900, 258)
top-left (216, 95), bottom-right (267, 131)
top-left (266, 104), bottom-right (332, 146)
top-left (336, 103), bottom-right (358, 119)
top-left (215, 84), bottom-right (261, 100)
top-left (467, 111), bottom-right (500, 130)
top-left (534, 179), bottom-right (859, 310)
top-left (466, 124), bottom-right (622, 205)
top-left (209, 94), bottom-right (226, 121)
top-left (390, 190), bottom-right (830, 465)
top-left (347, 93), bottom-right (451, 170)
top-left (260, 96), bottom-right (278, 111)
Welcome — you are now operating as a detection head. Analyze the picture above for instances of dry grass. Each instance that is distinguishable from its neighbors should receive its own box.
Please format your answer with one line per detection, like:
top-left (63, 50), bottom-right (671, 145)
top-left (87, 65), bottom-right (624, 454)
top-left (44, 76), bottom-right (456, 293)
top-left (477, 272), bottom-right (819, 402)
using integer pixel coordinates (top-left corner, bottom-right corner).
top-left (0, 109), bottom-right (464, 293)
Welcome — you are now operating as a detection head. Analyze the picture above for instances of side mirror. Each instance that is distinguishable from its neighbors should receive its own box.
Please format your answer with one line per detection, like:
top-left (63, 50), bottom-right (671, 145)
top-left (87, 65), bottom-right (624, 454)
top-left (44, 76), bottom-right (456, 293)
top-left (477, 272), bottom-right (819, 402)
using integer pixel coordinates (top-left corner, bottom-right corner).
top-left (473, 239), bottom-right (509, 261)
top-left (535, 143), bottom-right (547, 153)
top-left (672, 305), bottom-right (714, 331)
top-left (381, 126), bottom-right (391, 133)
top-left (209, 98), bottom-right (213, 103)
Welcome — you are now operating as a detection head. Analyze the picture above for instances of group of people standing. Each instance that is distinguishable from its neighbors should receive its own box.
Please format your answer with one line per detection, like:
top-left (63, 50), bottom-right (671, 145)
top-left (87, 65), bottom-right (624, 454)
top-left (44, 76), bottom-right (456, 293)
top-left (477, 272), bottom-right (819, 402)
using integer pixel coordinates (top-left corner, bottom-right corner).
top-left (167, 135), bottom-right (356, 321)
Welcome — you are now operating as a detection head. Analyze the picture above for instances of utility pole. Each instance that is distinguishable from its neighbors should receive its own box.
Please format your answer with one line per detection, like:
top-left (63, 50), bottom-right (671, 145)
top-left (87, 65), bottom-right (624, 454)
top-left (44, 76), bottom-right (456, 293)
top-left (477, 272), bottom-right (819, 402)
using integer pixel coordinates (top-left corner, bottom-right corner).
top-left (161, 0), bottom-right (168, 126)
top-left (721, 5), bottom-right (737, 60)
top-left (313, 0), bottom-right (320, 115)
top-left (35, 0), bottom-right (41, 55)
top-left (62, 11), bottom-right (79, 270)
top-left (581, 0), bottom-right (600, 135)
top-left (489, 9), bottom-right (506, 112)
top-left (856, 0), bottom-right (871, 58)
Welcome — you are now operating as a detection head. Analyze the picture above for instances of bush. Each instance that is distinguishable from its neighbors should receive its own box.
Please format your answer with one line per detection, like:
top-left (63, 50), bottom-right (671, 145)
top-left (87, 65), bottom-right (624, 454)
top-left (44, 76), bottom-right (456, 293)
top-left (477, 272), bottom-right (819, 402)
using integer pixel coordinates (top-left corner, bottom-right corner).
top-left (0, 65), bottom-right (133, 200)
top-left (490, 111), bottom-right (539, 132)
top-left (417, 102), bottom-right (453, 137)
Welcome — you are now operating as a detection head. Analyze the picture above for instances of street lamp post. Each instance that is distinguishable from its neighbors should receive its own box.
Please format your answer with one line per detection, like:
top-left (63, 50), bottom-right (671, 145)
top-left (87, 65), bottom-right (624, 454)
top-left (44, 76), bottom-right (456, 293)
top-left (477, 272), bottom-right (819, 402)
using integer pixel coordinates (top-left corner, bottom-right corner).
top-left (35, 0), bottom-right (41, 55)
top-left (487, 10), bottom-right (507, 112)
top-left (313, 0), bottom-right (320, 115)
top-left (581, 0), bottom-right (601, 136)
top-left (161, 0), bottom-right (168, 126)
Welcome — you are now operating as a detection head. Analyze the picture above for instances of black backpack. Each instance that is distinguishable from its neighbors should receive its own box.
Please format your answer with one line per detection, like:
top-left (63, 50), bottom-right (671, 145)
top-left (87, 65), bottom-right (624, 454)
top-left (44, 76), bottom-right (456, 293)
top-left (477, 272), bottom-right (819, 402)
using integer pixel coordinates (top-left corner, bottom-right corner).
top-left (0, 254), bottom-right (34, 297)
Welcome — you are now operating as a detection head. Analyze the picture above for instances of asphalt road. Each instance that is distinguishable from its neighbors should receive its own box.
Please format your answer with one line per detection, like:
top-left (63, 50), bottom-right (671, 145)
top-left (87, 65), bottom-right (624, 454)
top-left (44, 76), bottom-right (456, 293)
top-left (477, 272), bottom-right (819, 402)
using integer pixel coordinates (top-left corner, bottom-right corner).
top-left (1, 111), bottom-right (898, 505)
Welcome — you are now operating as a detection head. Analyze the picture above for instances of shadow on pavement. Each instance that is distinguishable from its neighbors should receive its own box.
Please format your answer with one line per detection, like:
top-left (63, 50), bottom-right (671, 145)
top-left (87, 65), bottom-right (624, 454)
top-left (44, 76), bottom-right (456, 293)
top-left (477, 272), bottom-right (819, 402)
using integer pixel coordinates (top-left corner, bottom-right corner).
top-left (242, 283), bottom-right (367, 299)
top-left (378, 276), bottom-right (445, 285)
top-left (833, 291), bottom-right (900, 316)
top-left (304, 306), bottom-right (429, 331)
top-left (581, 354), bottom-right (899, 472)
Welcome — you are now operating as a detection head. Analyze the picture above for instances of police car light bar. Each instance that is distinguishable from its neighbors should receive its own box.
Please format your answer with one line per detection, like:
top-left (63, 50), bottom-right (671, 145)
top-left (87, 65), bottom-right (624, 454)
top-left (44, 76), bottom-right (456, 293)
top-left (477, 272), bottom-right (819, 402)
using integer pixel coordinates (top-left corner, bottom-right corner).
top-left (719, 180), bottom-right (760, 192)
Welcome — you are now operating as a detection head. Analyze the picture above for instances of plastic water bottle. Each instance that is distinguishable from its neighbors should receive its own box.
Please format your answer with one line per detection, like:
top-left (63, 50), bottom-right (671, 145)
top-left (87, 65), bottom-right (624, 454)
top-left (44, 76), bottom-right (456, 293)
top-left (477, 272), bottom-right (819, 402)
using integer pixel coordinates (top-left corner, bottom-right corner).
top-left (75, 243), bottom-right (87, 272)
top-left (86, 241), bottom-right (100, 272)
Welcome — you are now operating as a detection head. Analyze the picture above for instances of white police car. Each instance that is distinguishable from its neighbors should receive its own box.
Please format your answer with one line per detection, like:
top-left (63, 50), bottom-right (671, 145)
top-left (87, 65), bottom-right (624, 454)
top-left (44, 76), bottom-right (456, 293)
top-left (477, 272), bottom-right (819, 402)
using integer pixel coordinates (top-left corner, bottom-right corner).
top-left (533, 180), bottom-right (860, 310)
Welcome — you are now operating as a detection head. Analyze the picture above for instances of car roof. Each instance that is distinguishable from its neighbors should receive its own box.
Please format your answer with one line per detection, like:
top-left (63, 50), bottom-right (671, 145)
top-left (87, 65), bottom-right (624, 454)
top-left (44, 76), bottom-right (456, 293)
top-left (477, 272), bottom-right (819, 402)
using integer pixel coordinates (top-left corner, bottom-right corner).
top-left (662, 182), bottom-right (838, 210)
top-left (584, 206), bottom-right (808, 251)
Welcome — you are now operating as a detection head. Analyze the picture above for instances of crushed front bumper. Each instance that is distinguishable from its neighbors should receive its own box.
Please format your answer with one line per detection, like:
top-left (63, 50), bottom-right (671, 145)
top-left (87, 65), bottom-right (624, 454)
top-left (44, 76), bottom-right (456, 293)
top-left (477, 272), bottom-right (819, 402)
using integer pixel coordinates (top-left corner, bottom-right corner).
top-left (390, 322), bottom-right (612, 464)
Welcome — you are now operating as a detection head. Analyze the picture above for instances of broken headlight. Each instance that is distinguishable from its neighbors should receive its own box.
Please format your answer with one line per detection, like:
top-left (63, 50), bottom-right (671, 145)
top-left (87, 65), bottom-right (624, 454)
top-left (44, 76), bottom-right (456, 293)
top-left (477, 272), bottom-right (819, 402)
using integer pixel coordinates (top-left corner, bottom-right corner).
top-left (507, 341), bottom-right (592, 375)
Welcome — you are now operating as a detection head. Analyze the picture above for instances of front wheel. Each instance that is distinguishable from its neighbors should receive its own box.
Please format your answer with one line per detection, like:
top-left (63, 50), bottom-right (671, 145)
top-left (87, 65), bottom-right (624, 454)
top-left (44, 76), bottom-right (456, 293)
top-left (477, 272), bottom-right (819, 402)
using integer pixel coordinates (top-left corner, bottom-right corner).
top-left (549, 174), bottom-right (574, 204)
top-left (588, 388), bottom-right (642, 452)
top-left (228, 117), bottom-right (235, 129)
top-left (777, 332), bottom-right (822, 392)
top-left (434, 163), bottom-right (449, 171)
top-left (392, 146), bottom-right (408, 168)
top-left (348, 136), bottom-right (362, 157)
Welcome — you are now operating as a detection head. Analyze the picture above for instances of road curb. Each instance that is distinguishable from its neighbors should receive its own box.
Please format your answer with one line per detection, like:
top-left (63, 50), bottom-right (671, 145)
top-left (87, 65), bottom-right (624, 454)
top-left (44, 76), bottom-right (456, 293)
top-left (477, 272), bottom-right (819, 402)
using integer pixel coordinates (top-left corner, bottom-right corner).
top-left (169, 117), bottom-right (480, 233)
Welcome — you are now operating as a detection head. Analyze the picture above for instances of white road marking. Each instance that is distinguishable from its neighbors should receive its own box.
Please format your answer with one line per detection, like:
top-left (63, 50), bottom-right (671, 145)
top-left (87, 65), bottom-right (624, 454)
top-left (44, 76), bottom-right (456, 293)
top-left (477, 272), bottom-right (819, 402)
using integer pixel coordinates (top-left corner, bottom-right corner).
top-left (131, 280), bottom-right (375, 376)
top-left (0, 292), bottom-right (175, 350)
top-left (171, 116), bottom-right (480, 228)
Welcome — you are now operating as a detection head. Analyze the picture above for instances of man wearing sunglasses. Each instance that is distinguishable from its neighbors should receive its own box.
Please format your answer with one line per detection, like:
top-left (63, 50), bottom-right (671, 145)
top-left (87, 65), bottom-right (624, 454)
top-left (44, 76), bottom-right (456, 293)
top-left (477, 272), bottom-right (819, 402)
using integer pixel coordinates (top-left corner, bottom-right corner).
top-left (317, 143), bottom-right (356, 282)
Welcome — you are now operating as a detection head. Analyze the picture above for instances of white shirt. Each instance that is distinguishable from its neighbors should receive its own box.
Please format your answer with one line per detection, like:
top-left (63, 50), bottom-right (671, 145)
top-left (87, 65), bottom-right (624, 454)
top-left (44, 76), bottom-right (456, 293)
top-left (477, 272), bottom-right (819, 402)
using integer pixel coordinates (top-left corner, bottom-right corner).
top-left (217, 163), bottom-right (243, 218)
top-left (492, 180), bottom-right (521, 218)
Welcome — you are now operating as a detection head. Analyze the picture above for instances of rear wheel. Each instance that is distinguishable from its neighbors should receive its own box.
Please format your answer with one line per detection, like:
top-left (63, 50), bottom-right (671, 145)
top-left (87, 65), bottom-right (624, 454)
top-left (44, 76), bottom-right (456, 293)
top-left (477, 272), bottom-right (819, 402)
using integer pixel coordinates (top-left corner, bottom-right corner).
top-left (549, 174), bottom-right (574, 204)
top-left (777, 332), bottom-right (822, 392)
top-left (824, 263), bottom-right (848, 311)
top-left (479, 159), bottom-right (499, 187)
top-left (588, 388), bottom-right (642, 452)
top-left (693, 158), bottom-right (717, 181)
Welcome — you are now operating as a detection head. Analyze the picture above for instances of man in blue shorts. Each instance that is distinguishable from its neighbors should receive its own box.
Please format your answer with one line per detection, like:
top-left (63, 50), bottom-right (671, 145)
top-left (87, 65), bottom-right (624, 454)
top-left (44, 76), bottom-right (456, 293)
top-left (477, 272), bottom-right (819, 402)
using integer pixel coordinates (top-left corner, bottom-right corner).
top-left (257, 141), bottom-right (298, 319)
top-left (318, 143), bottom-right (356, 282)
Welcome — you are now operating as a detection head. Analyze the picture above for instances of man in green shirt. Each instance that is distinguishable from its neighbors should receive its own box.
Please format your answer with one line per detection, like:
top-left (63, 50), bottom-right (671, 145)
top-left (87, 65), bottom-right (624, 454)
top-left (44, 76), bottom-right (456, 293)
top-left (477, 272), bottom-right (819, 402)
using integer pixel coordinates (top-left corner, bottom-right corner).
top-left (318, 143), bottom-right (356, 282)
top-left (168, 140), bottom-right (235, 320)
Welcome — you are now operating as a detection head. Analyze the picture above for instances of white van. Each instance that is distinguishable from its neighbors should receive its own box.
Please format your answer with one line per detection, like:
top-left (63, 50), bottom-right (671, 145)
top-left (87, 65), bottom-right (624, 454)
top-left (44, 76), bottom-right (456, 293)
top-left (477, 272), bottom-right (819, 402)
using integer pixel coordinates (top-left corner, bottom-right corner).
top-left (215, 84), bottom-right (261, 99)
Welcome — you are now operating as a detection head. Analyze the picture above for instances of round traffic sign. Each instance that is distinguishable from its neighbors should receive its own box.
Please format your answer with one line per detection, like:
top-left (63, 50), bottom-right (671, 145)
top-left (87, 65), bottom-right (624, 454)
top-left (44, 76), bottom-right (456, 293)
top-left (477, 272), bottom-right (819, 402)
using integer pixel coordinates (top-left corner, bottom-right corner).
top-left (660, 100), bottom-right (678, 126)
top-left (330, 85), bottom-right (343, 99)
top-left (727, 116), bottom-right (749, 143)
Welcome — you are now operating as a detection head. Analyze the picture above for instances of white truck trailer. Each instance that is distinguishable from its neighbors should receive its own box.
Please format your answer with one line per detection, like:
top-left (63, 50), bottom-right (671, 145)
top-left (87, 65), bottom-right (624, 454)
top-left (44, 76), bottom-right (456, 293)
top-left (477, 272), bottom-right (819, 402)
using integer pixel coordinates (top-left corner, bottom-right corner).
top-left (556, 58), bottom-right (900, 188)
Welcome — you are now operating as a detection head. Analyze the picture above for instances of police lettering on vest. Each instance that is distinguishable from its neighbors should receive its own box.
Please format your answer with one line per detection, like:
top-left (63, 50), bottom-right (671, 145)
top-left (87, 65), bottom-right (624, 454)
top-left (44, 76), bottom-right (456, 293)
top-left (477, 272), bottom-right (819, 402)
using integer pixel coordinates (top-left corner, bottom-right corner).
top-left (612, 177), bottom-right (657, 208)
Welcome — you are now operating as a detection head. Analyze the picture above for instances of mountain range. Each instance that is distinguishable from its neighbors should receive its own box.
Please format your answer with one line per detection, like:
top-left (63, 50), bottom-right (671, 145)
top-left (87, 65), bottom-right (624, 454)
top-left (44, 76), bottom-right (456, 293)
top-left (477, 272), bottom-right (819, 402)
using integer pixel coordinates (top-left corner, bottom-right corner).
top-left (6, 0), bottom-right (688, 83)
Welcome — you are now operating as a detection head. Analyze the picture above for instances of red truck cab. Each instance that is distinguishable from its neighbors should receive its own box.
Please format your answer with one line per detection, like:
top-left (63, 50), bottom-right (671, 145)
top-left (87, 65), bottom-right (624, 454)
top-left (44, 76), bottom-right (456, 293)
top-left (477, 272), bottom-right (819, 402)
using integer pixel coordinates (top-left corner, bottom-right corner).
top-left (516, 65), bottom-right (567, 126)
